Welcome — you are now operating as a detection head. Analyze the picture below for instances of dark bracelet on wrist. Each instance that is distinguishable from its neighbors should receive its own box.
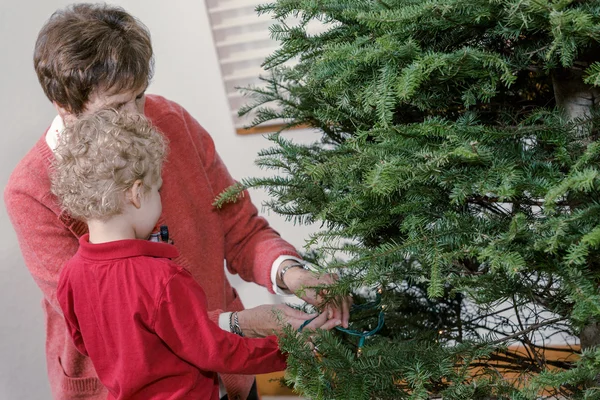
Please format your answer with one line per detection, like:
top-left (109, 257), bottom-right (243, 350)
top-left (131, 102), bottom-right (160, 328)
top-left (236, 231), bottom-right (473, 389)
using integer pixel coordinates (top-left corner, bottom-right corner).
top-left (229, 311), bottom-right (244, 337)
top-left (278, 262), bottom-right (307, 290)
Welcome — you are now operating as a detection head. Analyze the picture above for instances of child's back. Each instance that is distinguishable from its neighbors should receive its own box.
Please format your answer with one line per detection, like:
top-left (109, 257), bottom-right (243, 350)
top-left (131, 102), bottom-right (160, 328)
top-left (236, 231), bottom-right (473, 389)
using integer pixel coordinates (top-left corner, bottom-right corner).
top-left (52, 110), bottom-right (287, 400)
top-left (59, 236), bottom-right (286, 399)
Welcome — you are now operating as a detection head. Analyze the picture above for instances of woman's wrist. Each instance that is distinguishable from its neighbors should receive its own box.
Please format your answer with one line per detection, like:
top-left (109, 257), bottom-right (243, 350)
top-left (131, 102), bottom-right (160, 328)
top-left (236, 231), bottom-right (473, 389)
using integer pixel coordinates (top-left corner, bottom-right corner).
top-left (235, 309), bottom-right (263, 338)
top-left (276, 260), bottom-right (306, 290)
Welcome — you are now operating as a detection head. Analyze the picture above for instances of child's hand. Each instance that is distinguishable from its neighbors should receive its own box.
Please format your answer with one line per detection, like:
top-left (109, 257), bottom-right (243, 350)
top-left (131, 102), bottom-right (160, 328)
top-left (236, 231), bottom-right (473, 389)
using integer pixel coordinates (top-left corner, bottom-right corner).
top-left (235, 304), bottom-right (340, 338)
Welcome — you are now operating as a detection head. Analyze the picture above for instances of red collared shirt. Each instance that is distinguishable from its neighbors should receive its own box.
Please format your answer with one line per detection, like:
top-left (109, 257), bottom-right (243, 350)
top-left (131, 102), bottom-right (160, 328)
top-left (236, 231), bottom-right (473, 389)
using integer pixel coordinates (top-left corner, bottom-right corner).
top-left (57, 234), bottom-right (286, 400)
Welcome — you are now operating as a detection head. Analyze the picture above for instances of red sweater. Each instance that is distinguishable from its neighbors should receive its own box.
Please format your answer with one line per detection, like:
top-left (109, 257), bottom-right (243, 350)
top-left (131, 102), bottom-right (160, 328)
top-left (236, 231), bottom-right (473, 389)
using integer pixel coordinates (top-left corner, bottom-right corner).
top-left (4, 95), bottom-right (300, 400)
top-left (57, 235), bottom-right (287, 400)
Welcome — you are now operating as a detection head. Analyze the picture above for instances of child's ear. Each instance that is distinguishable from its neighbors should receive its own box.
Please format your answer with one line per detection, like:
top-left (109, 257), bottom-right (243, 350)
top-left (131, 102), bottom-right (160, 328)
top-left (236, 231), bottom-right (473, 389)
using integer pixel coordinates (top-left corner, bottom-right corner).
top-left (127, 180), bottom-right (144, 209)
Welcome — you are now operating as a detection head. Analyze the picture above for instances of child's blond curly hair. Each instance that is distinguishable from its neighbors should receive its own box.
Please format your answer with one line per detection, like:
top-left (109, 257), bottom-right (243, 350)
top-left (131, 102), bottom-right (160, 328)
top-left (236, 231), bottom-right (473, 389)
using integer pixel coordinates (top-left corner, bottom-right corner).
top-left (51, 109), bottom-right (167, 221)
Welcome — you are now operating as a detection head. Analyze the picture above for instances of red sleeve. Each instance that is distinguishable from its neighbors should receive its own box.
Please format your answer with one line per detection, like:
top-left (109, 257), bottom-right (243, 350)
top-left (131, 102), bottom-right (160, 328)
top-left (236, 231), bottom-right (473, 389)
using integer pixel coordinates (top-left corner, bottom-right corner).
top-left (153, 269), bottom-right (287, 375)
top-left (5, 180), bottom-right (81, 312)
top-left (157, 100), bottom-right (300, 291)
top-left (56, 270), bottom-right (88, 356)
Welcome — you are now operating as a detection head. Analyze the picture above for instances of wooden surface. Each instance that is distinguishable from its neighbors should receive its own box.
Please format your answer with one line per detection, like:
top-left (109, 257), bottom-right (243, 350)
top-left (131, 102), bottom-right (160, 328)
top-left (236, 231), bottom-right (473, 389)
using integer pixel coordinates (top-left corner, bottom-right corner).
top-left (256, 345), bottom-right (580, 397)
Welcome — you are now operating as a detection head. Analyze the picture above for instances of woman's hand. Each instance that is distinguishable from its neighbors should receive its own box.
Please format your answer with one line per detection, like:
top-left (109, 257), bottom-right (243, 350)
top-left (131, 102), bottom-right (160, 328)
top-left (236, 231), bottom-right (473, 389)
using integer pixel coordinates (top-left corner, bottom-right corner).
top-left (277, 261), bottom-right (352, 329)
top-left (236, 304), bottom-right (341, 338)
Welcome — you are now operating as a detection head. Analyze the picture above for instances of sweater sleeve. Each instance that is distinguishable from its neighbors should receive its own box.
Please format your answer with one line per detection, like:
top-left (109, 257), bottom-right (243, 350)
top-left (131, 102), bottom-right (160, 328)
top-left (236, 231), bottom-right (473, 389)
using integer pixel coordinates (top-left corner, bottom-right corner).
top-left (154, 268), bottom-right (287, 375)
top-left (4, 178), bottom-right (81, 313)
top-left (159, 101), bottom-right (301, 292)
top-left (56, 271), bottom-right (88, 357)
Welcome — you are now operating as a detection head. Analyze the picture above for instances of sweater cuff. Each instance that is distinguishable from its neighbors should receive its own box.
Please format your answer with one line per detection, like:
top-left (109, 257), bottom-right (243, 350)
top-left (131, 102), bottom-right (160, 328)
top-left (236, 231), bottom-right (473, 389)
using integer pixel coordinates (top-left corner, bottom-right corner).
top-left (219, 312), bottom-right (232, 332)
top-left (270, 255), bottom-right (306, 296)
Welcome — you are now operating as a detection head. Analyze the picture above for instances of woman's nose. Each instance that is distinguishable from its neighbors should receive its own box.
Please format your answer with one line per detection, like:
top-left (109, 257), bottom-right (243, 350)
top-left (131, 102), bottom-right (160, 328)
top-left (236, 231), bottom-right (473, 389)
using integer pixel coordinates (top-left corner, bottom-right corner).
top-left (121, 102), bottom-right (139, 113)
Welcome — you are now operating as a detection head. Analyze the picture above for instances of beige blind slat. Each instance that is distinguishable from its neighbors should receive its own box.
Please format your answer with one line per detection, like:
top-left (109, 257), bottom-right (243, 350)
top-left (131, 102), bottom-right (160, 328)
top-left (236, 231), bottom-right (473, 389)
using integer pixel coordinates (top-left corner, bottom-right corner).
top-left (205, 0), bottom-right (332, 132)
top-left (205, 0), bottom-right (281, 131)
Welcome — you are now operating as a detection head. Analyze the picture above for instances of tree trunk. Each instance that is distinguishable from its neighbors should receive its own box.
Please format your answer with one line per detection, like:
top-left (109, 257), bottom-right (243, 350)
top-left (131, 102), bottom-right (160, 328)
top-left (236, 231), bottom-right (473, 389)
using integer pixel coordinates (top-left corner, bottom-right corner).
top-left (580, 322), bottom-right (600, 349)
top-left (553, 67), bottom-right (600, 389)
top-left (552, 66), bottom-right (600, 137)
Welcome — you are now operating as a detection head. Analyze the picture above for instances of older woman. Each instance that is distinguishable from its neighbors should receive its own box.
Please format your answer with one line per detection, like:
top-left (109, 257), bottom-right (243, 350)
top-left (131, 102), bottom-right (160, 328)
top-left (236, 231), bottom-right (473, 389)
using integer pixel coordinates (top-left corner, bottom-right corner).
top-left (5, 3), bottom-right (349, 400)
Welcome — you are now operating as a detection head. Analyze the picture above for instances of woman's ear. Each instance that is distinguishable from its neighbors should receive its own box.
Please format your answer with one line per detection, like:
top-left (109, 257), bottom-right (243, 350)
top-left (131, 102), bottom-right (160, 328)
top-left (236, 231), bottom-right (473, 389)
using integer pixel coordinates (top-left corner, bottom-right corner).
top-left (127, 180), bottom-right (144, 209)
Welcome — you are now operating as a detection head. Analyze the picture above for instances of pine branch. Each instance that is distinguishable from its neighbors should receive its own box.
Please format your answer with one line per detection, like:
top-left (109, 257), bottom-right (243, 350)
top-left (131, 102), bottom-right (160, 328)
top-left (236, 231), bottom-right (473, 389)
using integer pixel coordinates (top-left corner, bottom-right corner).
top-left (487, 317), bottom-right (567, 346)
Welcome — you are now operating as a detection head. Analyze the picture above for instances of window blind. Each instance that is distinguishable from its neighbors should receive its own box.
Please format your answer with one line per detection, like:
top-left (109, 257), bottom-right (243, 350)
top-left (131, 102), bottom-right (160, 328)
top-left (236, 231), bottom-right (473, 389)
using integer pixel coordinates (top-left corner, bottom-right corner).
top-left (205, 0), bottom-right (282, 133)
top-left (205, 0), bottom-right (330, 134)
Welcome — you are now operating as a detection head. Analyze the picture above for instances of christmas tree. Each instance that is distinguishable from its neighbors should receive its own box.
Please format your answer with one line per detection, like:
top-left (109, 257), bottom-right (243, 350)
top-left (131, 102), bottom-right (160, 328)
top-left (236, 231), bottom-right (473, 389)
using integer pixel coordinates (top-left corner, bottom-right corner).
top-left (216, 1), bottom-right (600, 398)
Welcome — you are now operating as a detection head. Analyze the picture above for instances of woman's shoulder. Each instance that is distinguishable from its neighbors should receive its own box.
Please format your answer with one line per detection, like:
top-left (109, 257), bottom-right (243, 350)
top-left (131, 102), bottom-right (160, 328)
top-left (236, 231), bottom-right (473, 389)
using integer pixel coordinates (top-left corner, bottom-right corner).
top-left (144, 94), bottom-right (207, 138)
top-left (144, 94), bottom-right (186, 123)
top-left (143, 94), bottom-right (215, 160)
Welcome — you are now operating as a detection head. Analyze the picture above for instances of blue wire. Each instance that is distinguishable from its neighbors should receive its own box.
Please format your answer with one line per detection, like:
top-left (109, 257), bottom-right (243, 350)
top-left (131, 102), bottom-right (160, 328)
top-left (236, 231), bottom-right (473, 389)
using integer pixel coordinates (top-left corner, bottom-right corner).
top-left (297, 294), bottom-right (385, 352)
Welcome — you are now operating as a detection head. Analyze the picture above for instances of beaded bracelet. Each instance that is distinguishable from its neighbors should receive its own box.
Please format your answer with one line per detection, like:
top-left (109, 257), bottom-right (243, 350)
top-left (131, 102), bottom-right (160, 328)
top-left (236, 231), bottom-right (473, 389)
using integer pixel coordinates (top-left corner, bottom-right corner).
top-left (229, 311), bottom-right (244, 337)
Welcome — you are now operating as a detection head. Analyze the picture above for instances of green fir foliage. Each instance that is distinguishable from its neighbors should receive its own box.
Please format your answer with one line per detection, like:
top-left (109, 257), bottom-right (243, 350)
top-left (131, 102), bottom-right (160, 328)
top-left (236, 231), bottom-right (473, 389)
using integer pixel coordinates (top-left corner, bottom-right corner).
top-left (215, 0), bottom-right (600, 398)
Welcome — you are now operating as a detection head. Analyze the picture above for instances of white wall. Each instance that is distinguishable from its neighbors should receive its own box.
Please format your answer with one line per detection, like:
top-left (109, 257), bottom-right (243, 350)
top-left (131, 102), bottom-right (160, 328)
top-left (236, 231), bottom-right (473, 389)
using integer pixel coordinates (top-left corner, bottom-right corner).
top-left (0, 1), bottom-right (317, 398)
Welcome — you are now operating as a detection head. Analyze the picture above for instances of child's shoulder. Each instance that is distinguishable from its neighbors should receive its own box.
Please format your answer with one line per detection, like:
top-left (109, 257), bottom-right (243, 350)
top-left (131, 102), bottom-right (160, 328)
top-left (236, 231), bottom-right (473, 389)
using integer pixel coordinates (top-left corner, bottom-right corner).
top-left (138, 254), bottom-right (177, 269)
top-left (138, 257), bottom-right (198, 301)
top-left (139, 256), bottom-right (190, 280)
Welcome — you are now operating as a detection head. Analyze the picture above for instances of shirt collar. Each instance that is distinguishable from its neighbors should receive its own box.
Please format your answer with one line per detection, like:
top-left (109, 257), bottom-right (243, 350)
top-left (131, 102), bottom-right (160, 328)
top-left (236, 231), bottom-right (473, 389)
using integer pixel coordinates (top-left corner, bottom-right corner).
top-left (46, 115), bottom-right (64, 151)
top-left (77, 234), bottom-right (179, 261)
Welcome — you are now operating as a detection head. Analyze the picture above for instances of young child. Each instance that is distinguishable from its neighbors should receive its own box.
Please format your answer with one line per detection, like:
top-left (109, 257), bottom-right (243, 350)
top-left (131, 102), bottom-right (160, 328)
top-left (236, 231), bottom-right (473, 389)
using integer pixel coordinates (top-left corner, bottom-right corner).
top-left (51, 109), bottom-right (287, 400)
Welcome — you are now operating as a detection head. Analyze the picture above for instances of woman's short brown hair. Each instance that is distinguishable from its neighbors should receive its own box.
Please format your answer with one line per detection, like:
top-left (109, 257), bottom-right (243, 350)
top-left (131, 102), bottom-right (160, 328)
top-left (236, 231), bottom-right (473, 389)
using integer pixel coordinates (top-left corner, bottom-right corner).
top-left (51, 109), bottom-right (167, 222)
top-left (34, 3), bottom-right (153, 115)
